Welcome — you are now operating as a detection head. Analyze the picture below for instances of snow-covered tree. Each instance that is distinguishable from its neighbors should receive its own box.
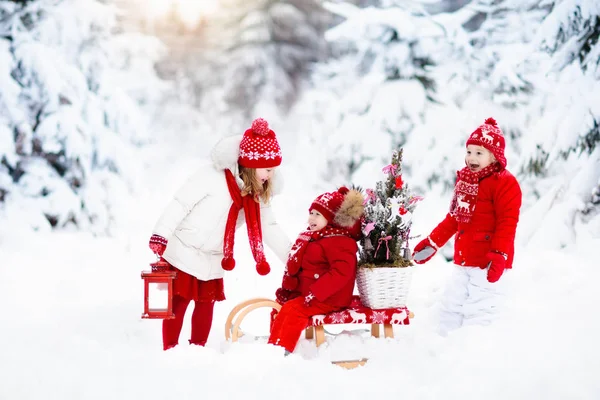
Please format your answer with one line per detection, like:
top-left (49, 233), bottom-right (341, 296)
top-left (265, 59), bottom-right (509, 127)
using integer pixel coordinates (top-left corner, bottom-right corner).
top-left (287, 2), bottom-right (446, 189)
top-left (438, 0), bottom-right (549, 108)
top-left (394, 0), bottom-right (551, 195)
top-left (515, 0), bottom-right (600, 246)
top-left (0, 0), bottom-right (165, 234)
top-left (184, 0), bottom-right (333, 133)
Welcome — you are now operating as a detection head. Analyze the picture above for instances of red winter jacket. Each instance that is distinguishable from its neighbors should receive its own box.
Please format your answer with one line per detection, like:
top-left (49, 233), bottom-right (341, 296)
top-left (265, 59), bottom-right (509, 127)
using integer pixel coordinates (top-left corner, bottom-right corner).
top-left (429, 170), bottom-right (522, 269)
top-left (296, 235), bottom-right (358, 308)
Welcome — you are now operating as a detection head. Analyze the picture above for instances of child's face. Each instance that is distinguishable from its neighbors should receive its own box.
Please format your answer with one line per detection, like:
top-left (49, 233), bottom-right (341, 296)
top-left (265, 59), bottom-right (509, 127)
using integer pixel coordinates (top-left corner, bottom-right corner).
top-left (307, 210), bottom-right (328, 231)
top-left (465, 145), bottom-right (496, 172)
top-left (255, 168), bottom-right (276, 184)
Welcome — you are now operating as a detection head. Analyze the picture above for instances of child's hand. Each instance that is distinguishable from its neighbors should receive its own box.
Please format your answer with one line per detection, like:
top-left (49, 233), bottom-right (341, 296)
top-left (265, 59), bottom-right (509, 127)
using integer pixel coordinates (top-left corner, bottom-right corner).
top-left (412, 237), bottom-right (438, 264)
top-left (149, 234), bottom-right (167, 256)
top-left (485, 251), bottom-right (507, 283)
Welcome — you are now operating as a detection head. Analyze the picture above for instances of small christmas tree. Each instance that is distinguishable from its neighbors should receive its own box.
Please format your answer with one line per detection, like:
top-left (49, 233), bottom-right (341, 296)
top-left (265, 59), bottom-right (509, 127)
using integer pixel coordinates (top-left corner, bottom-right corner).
top-left (359, 149), bottom-right (423, 268)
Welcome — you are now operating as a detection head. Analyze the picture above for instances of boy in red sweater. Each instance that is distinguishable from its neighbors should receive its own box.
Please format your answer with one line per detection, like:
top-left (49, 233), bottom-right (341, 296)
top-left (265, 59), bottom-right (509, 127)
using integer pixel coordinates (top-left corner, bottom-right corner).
top-left (269, 187), bottom-right (364, 354)
top-left (412, 118), bottom-right (522, 334)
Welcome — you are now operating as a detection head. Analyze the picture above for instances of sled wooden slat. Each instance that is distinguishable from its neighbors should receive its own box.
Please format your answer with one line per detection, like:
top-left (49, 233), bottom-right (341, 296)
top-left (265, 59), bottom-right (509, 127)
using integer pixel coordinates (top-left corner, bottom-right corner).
top-left (384, 323), bottom-right (394, 339)
top-left (314, 325), bottom-right (326, 347)
top-left (371, 324), bottom-right (380, 338)
top-left (305, 327), bottom-right (314, 340)
top-left (331, 358), bottom-right (368, 369)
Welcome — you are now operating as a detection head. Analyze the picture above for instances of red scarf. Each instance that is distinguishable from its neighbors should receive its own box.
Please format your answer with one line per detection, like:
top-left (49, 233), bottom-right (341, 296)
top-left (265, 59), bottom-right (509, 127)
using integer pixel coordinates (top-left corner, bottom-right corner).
top-left (450, 163), bottom-right (502, 223)
top-left (222, 169), bottom-right (270, 276)
top-left (285, 226), bottom-right (352, 278)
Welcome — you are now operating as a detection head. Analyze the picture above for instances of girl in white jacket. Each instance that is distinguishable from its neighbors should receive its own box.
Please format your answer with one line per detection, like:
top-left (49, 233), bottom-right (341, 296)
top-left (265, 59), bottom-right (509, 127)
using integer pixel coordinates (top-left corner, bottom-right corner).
top-left (148, 118), bottom-right (292, 350)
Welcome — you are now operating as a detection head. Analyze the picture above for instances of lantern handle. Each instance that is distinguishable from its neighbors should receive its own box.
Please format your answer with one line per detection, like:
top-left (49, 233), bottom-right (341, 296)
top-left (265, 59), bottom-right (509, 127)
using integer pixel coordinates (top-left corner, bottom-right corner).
top-left (150, 257), bottom-right (171, 272)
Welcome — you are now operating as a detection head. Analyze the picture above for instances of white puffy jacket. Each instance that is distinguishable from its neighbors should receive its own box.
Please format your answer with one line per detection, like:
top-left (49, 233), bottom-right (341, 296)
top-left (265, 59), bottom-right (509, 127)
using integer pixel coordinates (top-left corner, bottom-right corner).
top-left (152, 135), bottom-right (292, 281)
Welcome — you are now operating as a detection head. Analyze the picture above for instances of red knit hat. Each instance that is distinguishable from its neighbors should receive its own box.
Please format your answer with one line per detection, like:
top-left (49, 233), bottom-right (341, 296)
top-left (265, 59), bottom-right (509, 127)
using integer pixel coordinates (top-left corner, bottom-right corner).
top-left (310, 189), bottom-right (346, 223)
top-left (466, 117), bottom-right (507, 168)
top-left (238, 118), bottom-right (282, 168)
top-left (310, 187), bottom-right (364, 233)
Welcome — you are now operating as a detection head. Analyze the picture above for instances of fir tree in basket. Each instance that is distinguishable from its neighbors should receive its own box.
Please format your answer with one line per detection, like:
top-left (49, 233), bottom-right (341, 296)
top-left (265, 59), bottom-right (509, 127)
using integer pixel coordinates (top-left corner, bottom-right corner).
top-left (358, 149), bottom-right (423, 269)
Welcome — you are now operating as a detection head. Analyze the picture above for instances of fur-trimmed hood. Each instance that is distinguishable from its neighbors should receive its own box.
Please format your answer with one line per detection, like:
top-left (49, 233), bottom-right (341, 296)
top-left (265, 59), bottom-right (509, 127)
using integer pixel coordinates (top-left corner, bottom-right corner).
top-left (209, 135), bottom-right (284, 195)
top-left (210, 135), bottom-right (243, 171)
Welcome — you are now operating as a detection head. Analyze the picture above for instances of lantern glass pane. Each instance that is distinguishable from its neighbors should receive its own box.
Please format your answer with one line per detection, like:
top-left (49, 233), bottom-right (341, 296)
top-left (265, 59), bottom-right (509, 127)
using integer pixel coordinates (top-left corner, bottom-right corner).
top-left (148, 282), bottom-right (169, 310)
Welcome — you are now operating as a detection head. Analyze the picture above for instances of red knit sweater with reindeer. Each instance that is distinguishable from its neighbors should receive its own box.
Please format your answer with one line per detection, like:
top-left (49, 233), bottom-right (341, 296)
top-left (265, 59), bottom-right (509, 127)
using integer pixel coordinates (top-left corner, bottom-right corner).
top-left (429, 170), bottom-right (522, 269)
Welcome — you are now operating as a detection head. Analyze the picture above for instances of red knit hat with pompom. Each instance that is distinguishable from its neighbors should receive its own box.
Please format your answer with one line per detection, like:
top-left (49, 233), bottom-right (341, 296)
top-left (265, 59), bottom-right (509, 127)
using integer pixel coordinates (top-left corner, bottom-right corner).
top-left (238, 118), bottom-right (282, 168)
top-left (310, 187), bottom-right (365, 234)
top-left (466, 117), bottom-right (507, 168)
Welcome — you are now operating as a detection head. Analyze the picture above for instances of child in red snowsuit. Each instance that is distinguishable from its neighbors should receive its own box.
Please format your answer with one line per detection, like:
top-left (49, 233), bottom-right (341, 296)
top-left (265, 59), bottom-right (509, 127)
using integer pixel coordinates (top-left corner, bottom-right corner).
top-left (412, 118), bottom-right (522, 334)
top-left (268, 187), bottom-right (364, 353)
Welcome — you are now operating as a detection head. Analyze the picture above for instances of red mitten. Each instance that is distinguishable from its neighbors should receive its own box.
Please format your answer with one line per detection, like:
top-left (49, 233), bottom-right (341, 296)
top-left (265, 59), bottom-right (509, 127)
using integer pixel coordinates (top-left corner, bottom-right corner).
top-left (412, 237), bottom-right (438, 264)
top-left (275, 288), bottom-right (291, 305)
top-left (149, 234), bottom-right (167, 256)
top-left (485, 251), bottom-right (506, 283)
top-left (281, 272), bottom-right (299, 291)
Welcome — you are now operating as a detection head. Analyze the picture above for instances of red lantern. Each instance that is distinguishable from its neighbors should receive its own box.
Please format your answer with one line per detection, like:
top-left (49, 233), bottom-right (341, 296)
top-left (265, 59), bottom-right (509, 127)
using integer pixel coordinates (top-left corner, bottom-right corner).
top-left (141, 260), bottom-right (177, 319)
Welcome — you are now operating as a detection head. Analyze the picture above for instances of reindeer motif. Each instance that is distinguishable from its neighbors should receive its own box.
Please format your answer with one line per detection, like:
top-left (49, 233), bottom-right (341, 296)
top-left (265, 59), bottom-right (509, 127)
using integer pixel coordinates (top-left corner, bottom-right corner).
top-left (456, 195), bottom-right (471, 212)
top-left (347, 309), bottom-right (367, 324)
top-left (480, 130), bottom-right (494, 143)
top-left (390, 310), bottom-right (408, 324)
top-left (399, 211), bottom-right (412, 229)
top-left (311, 314), bottom-right (326, 326)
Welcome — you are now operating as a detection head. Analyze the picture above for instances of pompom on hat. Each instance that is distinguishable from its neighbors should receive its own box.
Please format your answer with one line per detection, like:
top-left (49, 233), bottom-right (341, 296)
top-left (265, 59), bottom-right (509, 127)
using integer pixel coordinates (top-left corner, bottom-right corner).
top-left (466, 117), bottom-right (507, 168)
top-left (238, 118), bottom-right (282, 169)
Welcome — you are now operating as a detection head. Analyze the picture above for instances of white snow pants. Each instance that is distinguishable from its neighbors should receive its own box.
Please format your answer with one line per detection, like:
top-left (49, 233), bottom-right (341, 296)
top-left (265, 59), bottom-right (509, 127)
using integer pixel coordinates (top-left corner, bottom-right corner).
top-left (438, 264), bottom-right (509, 335)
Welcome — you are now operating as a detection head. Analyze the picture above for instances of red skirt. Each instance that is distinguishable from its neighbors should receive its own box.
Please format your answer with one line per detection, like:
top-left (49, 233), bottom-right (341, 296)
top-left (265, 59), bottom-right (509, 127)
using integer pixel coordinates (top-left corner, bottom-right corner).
top-left (172, 266), bottom-right (225, 303)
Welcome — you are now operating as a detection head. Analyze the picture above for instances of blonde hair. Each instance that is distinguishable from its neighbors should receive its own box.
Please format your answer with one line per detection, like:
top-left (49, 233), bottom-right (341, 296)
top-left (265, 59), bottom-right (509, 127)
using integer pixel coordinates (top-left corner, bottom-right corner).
top-left (239, 166), bottom-right (272, 204)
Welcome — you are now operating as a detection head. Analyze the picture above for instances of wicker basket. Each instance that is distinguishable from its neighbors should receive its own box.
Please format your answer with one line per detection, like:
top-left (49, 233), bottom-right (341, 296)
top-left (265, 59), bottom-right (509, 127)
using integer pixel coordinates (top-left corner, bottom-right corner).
top-left (356, 266), bottom-right (414, 309)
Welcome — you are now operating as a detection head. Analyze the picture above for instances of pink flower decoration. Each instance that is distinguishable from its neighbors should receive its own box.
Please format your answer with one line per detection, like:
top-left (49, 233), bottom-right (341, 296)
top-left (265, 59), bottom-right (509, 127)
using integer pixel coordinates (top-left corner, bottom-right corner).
top-left (409, 196), bottom-right (424, 205)
top-left (382, 164), bottom-right (397, 175)
top-left (363, 222), bottom-right (376, 235)
top-left (363, 189), bottom-right (376, 205)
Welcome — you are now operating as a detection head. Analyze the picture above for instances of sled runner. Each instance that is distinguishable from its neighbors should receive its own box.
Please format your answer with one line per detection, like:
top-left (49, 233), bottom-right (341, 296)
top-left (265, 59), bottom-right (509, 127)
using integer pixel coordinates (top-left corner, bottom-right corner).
top-left (225, 298), bottom-right (281, 343)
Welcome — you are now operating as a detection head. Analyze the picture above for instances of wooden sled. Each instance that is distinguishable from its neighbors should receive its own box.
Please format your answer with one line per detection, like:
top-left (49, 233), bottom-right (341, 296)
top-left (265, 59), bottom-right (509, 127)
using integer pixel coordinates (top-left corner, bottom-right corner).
top-left (225, 297), bottom-right (372, 369)
top-left (225, 297), bottom-right (415, 369)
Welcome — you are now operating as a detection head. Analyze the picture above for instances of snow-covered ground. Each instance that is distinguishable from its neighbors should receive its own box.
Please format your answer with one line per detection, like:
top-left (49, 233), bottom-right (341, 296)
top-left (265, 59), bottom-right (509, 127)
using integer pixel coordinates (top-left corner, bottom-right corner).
top-left (2, 147), bottom-right (599, 400)
top-left (2, 0), bottom-right (599, 398)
